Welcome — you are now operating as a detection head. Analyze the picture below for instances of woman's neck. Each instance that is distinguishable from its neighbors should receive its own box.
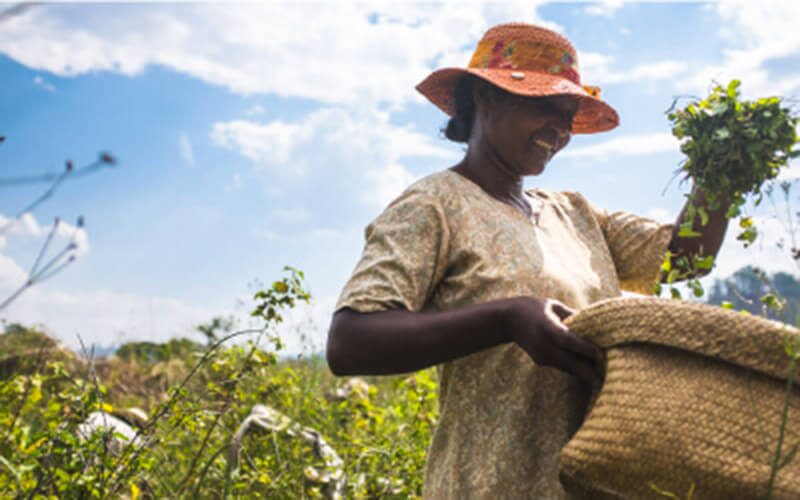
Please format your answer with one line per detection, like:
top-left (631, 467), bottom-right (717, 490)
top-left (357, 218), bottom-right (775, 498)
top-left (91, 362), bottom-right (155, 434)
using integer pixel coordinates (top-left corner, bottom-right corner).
top-left (451, 142), bottom-right (528, 209)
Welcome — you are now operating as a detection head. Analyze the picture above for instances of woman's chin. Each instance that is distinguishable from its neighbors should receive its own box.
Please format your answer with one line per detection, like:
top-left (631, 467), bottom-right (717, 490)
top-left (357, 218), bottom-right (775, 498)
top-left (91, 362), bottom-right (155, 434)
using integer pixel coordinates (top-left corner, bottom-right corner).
top-left (522, 160), bottom-right (547, 176)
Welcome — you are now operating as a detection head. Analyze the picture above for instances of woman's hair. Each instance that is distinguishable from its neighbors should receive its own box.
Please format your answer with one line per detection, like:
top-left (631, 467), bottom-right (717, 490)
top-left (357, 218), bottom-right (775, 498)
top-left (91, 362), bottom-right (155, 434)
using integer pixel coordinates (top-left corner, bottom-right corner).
top-left (443, 74), bottom-right (479, 143)
top-left (443, 75), bottom-right (506, 143)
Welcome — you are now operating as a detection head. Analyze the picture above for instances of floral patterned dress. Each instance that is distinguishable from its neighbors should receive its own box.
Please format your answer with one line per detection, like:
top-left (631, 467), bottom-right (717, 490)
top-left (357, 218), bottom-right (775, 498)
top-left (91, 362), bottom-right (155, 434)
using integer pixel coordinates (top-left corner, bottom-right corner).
top-left (335, 169), bottom-right (673, 499)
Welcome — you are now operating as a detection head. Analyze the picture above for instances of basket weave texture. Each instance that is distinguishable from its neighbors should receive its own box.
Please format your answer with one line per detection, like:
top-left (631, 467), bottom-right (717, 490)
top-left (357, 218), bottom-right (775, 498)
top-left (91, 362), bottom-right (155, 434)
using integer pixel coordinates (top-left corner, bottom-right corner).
top-left (559, 297), bottom-right (800, 500)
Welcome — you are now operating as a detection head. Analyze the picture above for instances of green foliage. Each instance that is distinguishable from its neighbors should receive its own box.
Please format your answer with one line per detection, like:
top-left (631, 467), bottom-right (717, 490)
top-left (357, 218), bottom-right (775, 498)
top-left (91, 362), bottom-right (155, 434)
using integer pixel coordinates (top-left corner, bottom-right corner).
top-left (656, 81), bottom-right (799, 299)
top-left (667, 80), bottom-right (798, 247)
top-left (117, 338), bottom-right (203, 363)
top-left (195, 316), bottom-right (237, 346)
top-left (668, 80), bottom-right (798, 202)
top-left (0, 269), bottom-right (437, 499)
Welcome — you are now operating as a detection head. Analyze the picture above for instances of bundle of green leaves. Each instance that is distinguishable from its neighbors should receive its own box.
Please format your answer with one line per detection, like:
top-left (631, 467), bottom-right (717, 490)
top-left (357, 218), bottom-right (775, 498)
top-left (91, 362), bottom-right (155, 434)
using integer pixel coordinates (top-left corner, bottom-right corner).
top-left (668, 80), bottom-right (799, 245)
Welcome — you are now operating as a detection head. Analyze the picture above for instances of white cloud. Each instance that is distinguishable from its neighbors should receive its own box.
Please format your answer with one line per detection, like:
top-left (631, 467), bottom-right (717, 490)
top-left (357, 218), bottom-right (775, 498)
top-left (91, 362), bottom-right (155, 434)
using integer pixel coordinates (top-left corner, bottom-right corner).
top-left (1, 213), bottom-right (89, 255)
top-left (244, 104), bottom-right (264, 116)
top-left (210, 107), bottom-right (459, 207)
top-left (560, 132), bottom-right (678, 160)
top-left (580, 52), bottom-right (689, 86)
top-left (583, 0), bottom-right (625, 18)
top-left (0, 283), bottom-right (223, 349)
top-left (0, 253), bottom-right (27, 290)
top-left (211, 119), bottom-right (305, 173)
top-left (645, 208), bottom-right (672, 224)
top-left (179, 131), bottom-right (194, 166)
top-left (0, 3), bottom-right (554, 110)
top-left (683, 1), bottom-right (800, 98)
top-left (0, 213), bottom-right (236, 350)
top-left (1, 260), bottom-right (333, 354)
top-left (33, 75), bottom-right (55, 92)
top-left (1, 212), bottom-right (90, 311)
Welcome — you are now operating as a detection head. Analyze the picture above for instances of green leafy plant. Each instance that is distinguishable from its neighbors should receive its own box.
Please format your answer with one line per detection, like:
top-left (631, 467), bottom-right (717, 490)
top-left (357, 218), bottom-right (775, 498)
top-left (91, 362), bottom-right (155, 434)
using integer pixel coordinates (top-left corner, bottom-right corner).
top-left (657, 81), bottom-right (799, 300)
top-left (0, 267), bottom-right (438, 499)
top-left (668, 80), bottom-right (799, 245)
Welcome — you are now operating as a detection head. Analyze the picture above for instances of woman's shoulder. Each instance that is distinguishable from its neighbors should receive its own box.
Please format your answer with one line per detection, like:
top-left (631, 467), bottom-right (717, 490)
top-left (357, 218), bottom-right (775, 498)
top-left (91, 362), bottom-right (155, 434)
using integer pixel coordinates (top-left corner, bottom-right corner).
top-left (404, 169), bottom-right (465, 195)
top-left (388, 169), bottom-right (471, 209)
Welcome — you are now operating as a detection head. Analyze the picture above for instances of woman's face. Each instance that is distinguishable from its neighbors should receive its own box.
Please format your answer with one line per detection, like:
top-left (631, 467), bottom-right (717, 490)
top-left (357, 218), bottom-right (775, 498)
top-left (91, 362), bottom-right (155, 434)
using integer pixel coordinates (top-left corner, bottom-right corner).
top-left (480, 88), bottom-right (578, 176)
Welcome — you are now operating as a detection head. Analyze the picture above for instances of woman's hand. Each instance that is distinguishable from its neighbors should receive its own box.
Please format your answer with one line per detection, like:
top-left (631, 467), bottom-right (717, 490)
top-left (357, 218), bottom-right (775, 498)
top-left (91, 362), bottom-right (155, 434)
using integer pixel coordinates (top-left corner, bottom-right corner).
top-left (503, 297), bottom-right (603, 388)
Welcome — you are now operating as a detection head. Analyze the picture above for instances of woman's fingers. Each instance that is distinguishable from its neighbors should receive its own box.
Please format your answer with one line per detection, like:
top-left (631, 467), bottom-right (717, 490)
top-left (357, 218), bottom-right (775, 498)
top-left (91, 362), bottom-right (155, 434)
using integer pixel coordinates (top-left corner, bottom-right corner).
top-left (545, 300), bottom-right (602, 362)
top-left (546, 346), bottom-right (602, 387)
top-left (547, 322), bottom-right (602, 362)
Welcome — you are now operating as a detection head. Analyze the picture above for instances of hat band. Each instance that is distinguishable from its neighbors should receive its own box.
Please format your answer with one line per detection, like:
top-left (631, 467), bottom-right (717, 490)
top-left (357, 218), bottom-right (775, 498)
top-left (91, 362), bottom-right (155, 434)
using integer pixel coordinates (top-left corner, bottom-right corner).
top-left (468, 39), bottom-right (581, 85)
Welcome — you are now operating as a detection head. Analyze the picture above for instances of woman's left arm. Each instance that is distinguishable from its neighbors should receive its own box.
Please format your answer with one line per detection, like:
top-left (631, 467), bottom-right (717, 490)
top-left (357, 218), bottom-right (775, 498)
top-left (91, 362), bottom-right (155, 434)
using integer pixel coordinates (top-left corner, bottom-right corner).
top-left (666, 186), bottom-right (730, 280)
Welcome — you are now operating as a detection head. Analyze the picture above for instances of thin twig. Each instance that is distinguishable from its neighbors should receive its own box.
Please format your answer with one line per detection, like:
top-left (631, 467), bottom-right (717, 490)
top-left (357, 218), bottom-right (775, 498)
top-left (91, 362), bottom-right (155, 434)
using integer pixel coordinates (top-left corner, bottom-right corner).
top-left (764, 354), bottom-right (798, 498)
top-left (0, 280), bottom-right (34, 313)
top-left (33, 255), bottom-right (76, 284)
top-left (0, 155), bottom-right (115, 187)
top-left (29, 218), bottom-right (59, 277)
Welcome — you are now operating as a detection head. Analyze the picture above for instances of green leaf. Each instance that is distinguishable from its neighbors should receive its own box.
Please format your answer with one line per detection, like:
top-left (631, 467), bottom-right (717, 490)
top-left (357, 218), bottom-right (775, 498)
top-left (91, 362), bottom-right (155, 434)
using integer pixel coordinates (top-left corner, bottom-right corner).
top-left (726, 204), bottom-right (742, 218)
top-left (760, 293), bottom-right (778, 308)
top-left (783, 333), bottom-right (799, 357)
top-left (694, 255), bottom-right (715, 270)
top-left (721, 301), bottom-right (734, 309)
top-left (711, 103), bottom-right (729, 116)
top-left (678, 226), bottom-right (702, 238)
top-left (670, 288), bottom-right (682, 299)
top-left (714, 127), bottom-right (731, 140)
top-left (727, 79), bottom-right (741, 97)
top-left (698, 206), bottom-right (709, 226)
top-left (667, 269), bottom-right (680, 284)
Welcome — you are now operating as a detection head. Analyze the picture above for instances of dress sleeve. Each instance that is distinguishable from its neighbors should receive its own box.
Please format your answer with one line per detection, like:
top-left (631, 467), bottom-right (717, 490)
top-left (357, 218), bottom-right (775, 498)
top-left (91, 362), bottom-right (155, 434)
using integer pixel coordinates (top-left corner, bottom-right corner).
top-left (335, 188), bottom-right (450, 313)
top-left (585, 197), bottom-right (674, 295)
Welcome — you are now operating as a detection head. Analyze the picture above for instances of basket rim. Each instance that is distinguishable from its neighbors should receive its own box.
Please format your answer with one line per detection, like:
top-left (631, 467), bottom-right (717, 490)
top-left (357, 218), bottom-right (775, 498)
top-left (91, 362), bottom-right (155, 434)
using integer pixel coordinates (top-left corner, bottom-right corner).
top-left (564, 296), bottom-right (800, 382)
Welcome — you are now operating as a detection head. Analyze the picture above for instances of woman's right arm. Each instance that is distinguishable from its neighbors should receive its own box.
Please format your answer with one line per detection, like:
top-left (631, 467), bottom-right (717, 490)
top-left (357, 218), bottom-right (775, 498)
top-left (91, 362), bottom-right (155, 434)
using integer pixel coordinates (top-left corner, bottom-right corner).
top-left (326, 296), bottom-right (603, 388)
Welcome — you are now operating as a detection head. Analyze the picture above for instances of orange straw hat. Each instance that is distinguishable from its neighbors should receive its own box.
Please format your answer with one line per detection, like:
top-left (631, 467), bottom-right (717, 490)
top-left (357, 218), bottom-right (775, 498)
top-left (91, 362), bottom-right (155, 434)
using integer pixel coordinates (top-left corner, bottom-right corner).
top-left (416, 22), bottom-right (619, 134)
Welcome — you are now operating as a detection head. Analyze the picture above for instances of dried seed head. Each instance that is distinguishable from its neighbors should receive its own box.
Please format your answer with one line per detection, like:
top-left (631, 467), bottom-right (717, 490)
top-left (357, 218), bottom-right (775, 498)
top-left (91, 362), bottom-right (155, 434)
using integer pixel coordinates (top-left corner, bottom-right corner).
top-left (99, 152), bottom-right (116, 165)
top-left (66, 160), bottom-right (73, 171)
top-left (77, 215), bottom-right (84, 228)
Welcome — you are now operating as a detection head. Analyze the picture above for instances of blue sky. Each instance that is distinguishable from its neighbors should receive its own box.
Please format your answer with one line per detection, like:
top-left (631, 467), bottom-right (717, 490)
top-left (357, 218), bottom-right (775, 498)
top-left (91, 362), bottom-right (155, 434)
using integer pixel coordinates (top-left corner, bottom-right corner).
top-left (2, 1), bottom-right (800, 351)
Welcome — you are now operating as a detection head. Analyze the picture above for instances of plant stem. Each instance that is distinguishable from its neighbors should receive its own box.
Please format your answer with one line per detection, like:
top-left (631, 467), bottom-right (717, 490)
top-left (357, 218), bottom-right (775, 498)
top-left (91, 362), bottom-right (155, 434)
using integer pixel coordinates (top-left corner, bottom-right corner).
top-left (765, 353), bottom-right (798, 498)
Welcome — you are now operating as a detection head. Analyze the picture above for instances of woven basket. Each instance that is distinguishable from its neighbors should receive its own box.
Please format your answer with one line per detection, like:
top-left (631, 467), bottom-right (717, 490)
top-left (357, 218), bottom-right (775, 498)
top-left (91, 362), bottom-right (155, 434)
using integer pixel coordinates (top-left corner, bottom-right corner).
top-left (559, 297), bottom-right (800, 500)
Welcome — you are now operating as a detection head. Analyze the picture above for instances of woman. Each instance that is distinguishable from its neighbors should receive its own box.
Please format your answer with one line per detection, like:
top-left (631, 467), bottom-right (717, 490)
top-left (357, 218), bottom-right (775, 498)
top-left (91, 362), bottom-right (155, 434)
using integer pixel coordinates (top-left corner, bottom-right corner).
top-left (327, 23), bottom-right (729, 498)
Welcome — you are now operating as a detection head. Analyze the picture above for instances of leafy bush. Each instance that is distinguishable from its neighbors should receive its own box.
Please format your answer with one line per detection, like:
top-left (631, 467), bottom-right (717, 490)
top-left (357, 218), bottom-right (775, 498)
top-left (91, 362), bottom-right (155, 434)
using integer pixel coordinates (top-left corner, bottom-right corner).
top-left (0, 267), bottom-right (437, 499)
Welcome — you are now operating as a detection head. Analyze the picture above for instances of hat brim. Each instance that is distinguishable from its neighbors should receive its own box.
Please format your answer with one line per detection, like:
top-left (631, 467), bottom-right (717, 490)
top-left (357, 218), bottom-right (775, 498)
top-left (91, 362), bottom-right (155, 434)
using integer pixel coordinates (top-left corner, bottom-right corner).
top-left (416, 67), bottom-right (619, 134)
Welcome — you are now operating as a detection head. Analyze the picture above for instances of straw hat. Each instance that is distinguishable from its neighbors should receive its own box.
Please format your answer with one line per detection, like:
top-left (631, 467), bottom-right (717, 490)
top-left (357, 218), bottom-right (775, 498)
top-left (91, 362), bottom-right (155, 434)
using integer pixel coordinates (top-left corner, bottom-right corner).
top-left (416, 22), bottom-right (619, 134)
